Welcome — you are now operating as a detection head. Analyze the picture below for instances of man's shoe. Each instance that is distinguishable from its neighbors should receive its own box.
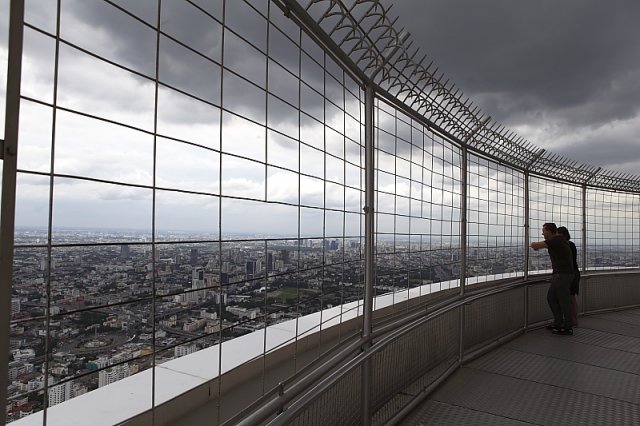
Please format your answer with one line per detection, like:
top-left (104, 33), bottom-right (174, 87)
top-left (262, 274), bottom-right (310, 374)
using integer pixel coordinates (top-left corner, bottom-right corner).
top-left (552, 327), bottom-right (573, 336)
top-left (545, 323), bottom-right (555, 330)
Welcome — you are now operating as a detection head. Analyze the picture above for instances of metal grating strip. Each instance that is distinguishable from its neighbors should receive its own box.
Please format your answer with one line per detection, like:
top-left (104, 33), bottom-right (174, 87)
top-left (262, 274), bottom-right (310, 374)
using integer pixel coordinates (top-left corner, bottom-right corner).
top-left (578, 315), bottom-right (640, 339)
top-left (468, 348), bottom-right (640, 404)
top-left (503, 333), bottom-right (640, 374)
top-left (591, 310), bottom-right (640, 324)
top-left (401, 399), bottom-right (531, 426)
top-left (429, 368), bottom-right (640, 425)
top-left (402, 308), bottom-right (640, 425)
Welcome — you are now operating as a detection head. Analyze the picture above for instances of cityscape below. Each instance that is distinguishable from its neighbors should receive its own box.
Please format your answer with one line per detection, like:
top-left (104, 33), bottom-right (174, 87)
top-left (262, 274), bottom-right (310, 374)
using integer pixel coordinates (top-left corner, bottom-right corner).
top-left (6, 227), bottom-right (637, 422)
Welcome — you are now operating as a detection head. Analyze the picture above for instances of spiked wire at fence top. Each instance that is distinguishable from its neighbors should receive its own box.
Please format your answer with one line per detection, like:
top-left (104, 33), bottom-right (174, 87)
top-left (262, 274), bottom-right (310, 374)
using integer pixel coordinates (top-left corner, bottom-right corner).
top-left (280, 0), bottom-right (640, 193)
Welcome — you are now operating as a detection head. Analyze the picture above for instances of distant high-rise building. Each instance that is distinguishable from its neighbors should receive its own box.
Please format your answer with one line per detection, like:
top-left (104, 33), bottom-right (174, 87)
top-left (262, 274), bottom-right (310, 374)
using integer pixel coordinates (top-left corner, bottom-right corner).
top-left (267, 253), bottom-right (273, 272)
top-left (174, 343), bottom-right (197, 358)
top-left (212, 291), bottom-right (227, 305)
top-left (98, 364), bottom-right (130, 388)
top-left (281, 250), bottom-right (290, 264)
top-left (245, 261), bottom-right (256, 279)
top-left (193, 268), bottom-right (205, 283)
top-left (192, 268), bottom-right (206, 301)
top-left (11, 298), bottom-right (20, 315)
top-left (48, 381), bottom-right (72, 406)
top-left (119, 244), bottom-right (130, 259)
top-left (190, 248), bottom-right (199, 265)
top-left (39, 257), bottom-right (55, 271)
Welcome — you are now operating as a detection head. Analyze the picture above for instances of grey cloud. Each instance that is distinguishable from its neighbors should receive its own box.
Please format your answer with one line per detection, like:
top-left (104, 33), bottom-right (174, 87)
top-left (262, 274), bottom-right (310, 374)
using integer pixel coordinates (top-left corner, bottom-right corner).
top-left (554, 137), bottom-right (640, 172)
top-left (15, 0), bottom-right (341, 136)
top-left (64, 0), bottom-right (330, 128)
top-left (63, 0), bottom-right (157, 77)
top-left (388, 0), bottom-right (640, 175)
top-left (391, 0), bottom-right (640, 116)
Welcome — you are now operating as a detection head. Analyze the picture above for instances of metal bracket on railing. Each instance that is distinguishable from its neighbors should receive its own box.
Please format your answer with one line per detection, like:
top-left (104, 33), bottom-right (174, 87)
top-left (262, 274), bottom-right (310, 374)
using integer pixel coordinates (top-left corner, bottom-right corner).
top-left (0, 138), bottom-right (4, 160)
top-left (276, 382), bottom-right (286, 414)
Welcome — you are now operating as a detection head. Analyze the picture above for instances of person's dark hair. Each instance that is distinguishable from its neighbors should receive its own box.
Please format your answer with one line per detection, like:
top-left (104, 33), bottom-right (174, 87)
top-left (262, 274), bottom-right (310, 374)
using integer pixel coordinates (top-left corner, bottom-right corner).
top-left (543, 222), bottom-right (558, 233)
top-left (557, 226), bottom-right (571, 240)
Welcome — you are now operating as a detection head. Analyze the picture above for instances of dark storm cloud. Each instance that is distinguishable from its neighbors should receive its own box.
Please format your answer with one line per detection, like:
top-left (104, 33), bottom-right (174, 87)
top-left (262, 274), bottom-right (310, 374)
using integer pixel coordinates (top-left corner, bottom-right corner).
top-left (65, 0), bottom-right (324, 128)
top-left (554, 133), bottom-right (640, 169)
top-left (387, 0), bottom-right (640, 174)
top-left (390, 0), bottom-right (640, 122)
top-left (18, 0), bottom-right (636, 174)
top-left (63, 0), bottom-right (158, 76)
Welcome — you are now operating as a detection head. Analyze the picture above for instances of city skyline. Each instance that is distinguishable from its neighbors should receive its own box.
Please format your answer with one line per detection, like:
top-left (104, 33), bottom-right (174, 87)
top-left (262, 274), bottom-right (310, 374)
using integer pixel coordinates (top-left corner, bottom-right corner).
top-left (7, 225), bottom-right (635, 421)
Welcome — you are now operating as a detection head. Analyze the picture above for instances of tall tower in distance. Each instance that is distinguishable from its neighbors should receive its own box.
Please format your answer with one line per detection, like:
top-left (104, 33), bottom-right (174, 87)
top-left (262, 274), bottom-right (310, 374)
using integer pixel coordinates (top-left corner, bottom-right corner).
top-left (267, 253), bottom-right (273, 272)
top-left (119, 244), bottom-right (130, 260)
top-left (281, 250), bottom-right (290, 265)
top-left (190, 248), bottom-right (199, 266)
top-left (245, 261), bottom-right (256, 279)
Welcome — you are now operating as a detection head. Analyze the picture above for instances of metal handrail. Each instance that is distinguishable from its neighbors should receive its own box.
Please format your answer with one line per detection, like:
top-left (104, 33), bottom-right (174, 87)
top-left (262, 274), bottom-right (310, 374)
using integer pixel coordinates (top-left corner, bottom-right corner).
top-left (240, 269), bottom-right (640, 425)
top-left (258, 278), bottom-right (541, 425)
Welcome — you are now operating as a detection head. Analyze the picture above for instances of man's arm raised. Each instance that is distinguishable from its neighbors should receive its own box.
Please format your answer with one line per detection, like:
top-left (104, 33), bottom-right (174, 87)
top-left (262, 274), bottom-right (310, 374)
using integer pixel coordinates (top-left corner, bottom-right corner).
top-left (530, 241), bottom-right (548, 251)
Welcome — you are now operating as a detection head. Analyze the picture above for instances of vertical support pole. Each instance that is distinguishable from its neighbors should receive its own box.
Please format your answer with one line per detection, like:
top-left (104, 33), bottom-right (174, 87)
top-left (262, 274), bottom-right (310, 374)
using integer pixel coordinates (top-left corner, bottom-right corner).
top-left (580, 183), bottom-right (588, 318)
top-left (523, 148), bottom-right (544, 283)
top-left (150, 1), bottom-right (164, 421)
top-left (459, 146), bottom-right (468, 295)
top-left (524, 171), bottom-right (530, 280)
top-left (1, 1), bottom-right (25, 424)
top-left (361, 84), bottom-right (375, 426)
top-left (523, 171), bottom-right (530, 327)
top-left (458, 146), bottom-right (468, 361)
top-left (581, 183), bottom-right (587, 272)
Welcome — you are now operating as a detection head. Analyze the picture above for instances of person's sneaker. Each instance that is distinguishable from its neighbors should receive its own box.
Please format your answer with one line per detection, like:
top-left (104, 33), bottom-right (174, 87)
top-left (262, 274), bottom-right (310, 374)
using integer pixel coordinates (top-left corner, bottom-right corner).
top-left (552, 327), bottom-right (573, 336)
top-left (545, 323), bottom-right (555, 330)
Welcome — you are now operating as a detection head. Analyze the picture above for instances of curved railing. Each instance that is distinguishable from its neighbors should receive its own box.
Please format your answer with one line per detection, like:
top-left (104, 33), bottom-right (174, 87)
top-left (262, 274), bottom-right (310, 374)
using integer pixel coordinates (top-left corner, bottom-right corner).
top-left (231, 270), bottom-right (640, 425)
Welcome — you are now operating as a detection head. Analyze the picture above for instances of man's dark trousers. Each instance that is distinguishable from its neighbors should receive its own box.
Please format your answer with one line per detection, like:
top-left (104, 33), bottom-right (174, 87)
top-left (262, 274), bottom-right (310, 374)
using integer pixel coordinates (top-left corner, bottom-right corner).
top-left (547, 272), bottom-right (574, 328)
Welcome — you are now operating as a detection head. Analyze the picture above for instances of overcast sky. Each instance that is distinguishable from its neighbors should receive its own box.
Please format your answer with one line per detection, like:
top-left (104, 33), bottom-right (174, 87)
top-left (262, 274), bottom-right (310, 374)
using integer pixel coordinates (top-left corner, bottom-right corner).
top-left (390, 0), bottom-right (640, 176)
top-left (1, 0), bottom-right (638, 235)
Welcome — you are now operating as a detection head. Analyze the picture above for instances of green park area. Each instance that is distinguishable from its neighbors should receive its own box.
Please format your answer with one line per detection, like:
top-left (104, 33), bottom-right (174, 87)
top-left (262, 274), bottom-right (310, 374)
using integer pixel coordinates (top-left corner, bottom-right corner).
top-left (268, 287), bottom-right (320, 303)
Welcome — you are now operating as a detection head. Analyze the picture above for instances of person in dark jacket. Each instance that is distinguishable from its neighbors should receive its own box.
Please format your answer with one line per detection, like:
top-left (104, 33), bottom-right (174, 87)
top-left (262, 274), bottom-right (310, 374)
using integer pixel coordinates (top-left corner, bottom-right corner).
top-left (558, 226), bottom-right (580, 326)
top-left (530, 222), bottom-right (574, 335)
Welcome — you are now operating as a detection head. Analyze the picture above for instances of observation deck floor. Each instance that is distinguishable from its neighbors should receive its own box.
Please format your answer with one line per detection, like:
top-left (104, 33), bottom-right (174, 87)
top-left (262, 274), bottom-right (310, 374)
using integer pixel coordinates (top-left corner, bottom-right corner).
top-left (403, 308), bottom-right (640, 425)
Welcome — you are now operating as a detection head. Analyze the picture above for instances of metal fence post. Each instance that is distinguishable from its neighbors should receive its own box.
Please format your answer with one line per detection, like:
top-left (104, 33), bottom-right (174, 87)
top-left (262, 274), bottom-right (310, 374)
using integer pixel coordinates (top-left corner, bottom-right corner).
top-left (361, 84), bottom-right (375, 425)
top-left (459, 146), bottom-right (468, 360)
top-left (524, 171), bottom-right (530, 280)
top-left (1, 1), bottom-right (25, 424)
top-left (581, 183), bottom-right (588, 272)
